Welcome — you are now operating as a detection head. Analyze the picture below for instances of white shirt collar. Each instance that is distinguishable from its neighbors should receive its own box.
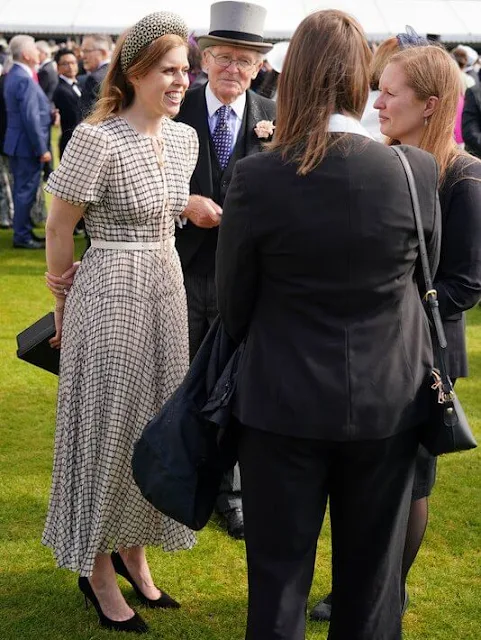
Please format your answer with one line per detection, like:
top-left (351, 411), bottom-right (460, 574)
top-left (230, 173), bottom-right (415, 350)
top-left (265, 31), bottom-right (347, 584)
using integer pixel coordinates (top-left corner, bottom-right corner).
top-left (328, 113), bottom-right (374, 139)
top-left (39, 58), bottom-right (52, 70)
top-left (205, 82), bottom-right (246, 121)
top-left (14, 61), bottom-right (34, 77)
top-left (97, 59), bottom-right (110, 69)
top-left (59, 74), bottom-right (77, 85)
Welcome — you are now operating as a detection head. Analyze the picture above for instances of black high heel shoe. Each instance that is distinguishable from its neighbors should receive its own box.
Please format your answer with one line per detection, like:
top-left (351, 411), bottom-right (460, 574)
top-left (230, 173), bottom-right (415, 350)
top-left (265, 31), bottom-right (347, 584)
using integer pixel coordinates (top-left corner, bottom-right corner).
top-left (111, 551), bottom-right (181, 609)
top-left (78, 576), bottom-right (148, 633)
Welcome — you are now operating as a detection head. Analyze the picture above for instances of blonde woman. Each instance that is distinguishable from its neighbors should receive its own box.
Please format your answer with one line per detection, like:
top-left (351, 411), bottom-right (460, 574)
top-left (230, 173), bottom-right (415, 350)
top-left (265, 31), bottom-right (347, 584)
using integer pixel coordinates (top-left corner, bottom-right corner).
top-left (374, 42), bottom-right (481, 612)
top-left (43, 12), bottom-right (198, 633)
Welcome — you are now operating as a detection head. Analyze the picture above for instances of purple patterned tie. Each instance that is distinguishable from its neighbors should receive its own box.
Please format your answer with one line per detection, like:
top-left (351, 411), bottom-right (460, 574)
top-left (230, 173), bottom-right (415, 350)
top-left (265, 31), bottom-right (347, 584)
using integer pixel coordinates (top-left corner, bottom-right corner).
top-left (212, 105), bottom-right (233, 169)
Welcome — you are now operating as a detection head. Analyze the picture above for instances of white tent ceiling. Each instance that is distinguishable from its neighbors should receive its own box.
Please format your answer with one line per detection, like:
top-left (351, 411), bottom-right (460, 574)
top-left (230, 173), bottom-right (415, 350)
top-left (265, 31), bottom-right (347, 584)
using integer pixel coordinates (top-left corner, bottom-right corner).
top-left (1, 0), bottom-right (481, 41)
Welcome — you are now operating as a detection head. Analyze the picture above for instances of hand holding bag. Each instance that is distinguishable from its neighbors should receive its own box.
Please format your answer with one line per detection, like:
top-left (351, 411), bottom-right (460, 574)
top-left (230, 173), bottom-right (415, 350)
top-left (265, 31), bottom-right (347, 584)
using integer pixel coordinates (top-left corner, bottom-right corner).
top-left (16, 312), bottom-right (60, 375)
top-left (392, 146), bottom-right (477, 455)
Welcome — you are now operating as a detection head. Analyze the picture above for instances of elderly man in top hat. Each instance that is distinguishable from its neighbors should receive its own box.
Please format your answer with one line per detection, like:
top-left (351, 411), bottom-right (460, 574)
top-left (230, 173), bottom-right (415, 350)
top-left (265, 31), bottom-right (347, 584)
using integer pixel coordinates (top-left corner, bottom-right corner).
top-left (176, 1), bottom-right (276, 540)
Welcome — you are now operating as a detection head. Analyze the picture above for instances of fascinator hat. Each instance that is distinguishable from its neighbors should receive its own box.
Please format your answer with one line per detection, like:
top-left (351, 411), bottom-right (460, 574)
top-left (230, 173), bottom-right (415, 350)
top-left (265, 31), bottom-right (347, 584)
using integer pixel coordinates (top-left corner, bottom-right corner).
top-left (121, 12), bottom-right (189, 72)
top-left (396, 26), bottom-right (429, 49)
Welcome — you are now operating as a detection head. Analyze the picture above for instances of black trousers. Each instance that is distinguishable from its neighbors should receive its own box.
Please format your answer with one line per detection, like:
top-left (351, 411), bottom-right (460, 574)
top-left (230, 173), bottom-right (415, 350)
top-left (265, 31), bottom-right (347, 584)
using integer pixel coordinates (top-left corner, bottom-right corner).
top-left (183, 269), bottom-right (242, 513)
top-left (238, 425), bottom-right (418, 640)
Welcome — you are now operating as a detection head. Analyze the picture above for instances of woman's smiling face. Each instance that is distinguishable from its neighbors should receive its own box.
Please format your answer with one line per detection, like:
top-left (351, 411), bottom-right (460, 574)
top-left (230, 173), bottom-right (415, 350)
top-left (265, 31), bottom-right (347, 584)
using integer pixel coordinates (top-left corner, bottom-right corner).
top-left (130, 45), bottom-right (190, 117)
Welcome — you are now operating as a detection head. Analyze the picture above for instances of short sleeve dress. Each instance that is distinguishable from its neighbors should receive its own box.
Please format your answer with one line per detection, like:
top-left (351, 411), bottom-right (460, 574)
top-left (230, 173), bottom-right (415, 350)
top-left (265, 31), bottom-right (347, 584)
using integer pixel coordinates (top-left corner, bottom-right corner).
top-left (42, 116), bottom-right (199, 576)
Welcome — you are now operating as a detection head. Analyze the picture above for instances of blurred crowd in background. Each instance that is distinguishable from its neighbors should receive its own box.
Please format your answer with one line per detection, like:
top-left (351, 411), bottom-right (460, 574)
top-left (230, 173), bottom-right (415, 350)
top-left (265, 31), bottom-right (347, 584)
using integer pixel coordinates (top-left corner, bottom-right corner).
top-left (2, 32), bottom-right (481, 239)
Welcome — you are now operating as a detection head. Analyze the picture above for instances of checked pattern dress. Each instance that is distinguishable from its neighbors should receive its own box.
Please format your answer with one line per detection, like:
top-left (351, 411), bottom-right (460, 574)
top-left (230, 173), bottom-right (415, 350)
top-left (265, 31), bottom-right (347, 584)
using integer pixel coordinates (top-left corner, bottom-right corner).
top-left (42, 116), bottom-right (199, 576)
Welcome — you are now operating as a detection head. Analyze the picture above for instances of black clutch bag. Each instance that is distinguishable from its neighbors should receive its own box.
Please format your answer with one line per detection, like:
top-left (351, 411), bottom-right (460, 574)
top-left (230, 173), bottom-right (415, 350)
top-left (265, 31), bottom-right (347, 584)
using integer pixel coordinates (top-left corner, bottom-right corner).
top-left (393, 147), bottom-right (477, 456)
top-left (16, 312), bottom-right (60, 375)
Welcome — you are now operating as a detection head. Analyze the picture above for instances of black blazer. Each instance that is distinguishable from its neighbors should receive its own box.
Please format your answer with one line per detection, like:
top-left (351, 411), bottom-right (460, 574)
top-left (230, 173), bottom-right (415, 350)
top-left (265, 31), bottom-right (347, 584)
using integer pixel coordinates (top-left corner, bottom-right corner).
top-left (437, 154), bottom-right (481, 376)
top-left (53, 77), bottom-right (82, 157)
top-left (80, 64), bottom-right (108, 118)
top-left (216, 138), bottom-right (441, 442)
top-left (132, 316), bottom-right (240, 531)
top-left (38, 60), bottom-right (58, 104)
top-left (175, 85), bottom-right (276, 271)
top-left (462, 85), bottom-right (481, 157)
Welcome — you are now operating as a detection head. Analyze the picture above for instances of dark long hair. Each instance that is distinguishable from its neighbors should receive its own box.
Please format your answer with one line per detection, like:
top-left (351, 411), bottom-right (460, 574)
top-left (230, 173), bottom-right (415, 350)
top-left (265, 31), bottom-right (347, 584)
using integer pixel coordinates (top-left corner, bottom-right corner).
top-left (270, 10), bottom-right (372, 175)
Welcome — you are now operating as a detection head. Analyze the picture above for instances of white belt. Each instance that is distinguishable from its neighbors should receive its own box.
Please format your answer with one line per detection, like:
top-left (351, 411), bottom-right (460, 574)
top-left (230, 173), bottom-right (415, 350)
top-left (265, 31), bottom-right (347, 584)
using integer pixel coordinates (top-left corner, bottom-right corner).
top-left (90, 238), bottom-right (175, 251)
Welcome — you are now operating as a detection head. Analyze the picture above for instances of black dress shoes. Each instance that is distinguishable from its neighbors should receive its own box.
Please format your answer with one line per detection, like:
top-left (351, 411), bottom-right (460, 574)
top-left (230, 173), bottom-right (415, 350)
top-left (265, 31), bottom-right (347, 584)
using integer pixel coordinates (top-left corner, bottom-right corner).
top-left (310, 593), bottom-right (332, 621)
top-left (13, 239), bottom-right (44, 249)
top-left (223, 507), bottom-right (245, 540)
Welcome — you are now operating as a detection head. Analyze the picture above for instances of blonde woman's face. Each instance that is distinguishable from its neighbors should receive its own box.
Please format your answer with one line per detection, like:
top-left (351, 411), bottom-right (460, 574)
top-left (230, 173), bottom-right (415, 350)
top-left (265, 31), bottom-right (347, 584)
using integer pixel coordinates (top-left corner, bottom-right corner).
top-left (374, 62), bottom-right (426, 145)
top-left (130, 46), bottom-right (190, 118)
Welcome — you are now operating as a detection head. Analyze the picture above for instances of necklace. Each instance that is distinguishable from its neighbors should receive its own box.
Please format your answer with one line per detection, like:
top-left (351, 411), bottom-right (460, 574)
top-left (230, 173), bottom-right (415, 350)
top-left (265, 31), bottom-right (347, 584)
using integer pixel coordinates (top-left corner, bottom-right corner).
top-left (151, 135), bottom-right (165, 169)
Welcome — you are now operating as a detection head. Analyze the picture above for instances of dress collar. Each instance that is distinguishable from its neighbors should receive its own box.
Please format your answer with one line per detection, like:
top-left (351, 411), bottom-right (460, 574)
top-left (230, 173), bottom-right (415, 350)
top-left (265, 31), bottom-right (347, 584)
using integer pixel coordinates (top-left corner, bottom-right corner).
top-left (205, 82), bottom-right (246, 121)
top-left (328, 113), bottom-right (374, 139)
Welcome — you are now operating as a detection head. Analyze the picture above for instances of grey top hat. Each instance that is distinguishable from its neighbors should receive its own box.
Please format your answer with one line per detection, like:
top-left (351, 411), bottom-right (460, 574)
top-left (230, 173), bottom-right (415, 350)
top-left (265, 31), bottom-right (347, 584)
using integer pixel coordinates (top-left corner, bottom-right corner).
top-left (198, 1), bottom-right (273, 53)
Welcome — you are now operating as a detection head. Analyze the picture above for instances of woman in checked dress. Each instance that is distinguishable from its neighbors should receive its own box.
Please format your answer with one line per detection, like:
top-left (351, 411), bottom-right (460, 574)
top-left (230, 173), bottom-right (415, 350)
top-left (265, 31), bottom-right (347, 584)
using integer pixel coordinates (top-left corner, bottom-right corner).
top-left (43, 13), bottom-right (198, 634)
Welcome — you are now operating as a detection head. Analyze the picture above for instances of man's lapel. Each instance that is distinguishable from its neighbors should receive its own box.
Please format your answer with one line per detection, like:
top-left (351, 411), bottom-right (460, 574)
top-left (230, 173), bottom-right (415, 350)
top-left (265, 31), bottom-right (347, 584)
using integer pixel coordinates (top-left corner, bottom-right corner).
top-left (181, 86), bottom-right (213, 196)
top-left (244, 90), bottom-right (272, 156)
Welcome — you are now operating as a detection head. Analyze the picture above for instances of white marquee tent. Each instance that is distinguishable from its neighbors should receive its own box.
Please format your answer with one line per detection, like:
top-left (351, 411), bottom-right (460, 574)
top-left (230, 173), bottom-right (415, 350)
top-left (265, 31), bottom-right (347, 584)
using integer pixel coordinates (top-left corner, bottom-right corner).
top-left (1, 0), bottom-right (481, 42)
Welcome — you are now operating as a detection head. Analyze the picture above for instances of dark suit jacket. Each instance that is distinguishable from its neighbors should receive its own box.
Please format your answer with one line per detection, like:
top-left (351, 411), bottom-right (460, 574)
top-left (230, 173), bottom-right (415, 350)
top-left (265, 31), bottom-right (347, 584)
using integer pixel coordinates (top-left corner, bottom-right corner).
top-left (3, 64), bottom-right (51, 157)
top-left (53, 77), bottom-right (82, 157)
top-left (0, 75), bottom-right (7, 154)
top-left (175, 85), bottom-right (276, 271)
top-left (437, 154), bottom-right (481, 376)
top-left (216, 139), bottom-right (441, 442)
top-left (80, 63), bottom-right (109, 118)
top-left (462, 85), bottom-right (481, 157)
top-left (38, 60), bottom-right (58, 103)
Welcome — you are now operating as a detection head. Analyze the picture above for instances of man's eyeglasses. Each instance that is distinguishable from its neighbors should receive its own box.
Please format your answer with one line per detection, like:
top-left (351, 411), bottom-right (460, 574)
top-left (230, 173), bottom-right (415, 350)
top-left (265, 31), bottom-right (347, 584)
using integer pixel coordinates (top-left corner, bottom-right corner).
top-left (207, 51), bottom-right (257, 71)
top-left (81, 48), bottom-right (100, 54)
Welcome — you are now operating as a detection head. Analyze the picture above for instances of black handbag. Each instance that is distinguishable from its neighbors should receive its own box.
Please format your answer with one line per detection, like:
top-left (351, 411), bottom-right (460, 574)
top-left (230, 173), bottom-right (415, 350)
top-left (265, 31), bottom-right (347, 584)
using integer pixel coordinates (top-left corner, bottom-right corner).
top-left (16, 312), bottom-right (60, 375)
top-left (392, 146), bottom-right (477, 455)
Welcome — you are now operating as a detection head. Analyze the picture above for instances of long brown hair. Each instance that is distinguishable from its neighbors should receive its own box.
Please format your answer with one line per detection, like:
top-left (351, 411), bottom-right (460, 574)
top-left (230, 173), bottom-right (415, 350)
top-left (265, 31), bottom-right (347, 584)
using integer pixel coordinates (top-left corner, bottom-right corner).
top-left (86, 31), bottom-right (187, 124)
top-left (270, 10), bottom-right (372, 176)
top-left (386, 46), bottom-right (462, 181)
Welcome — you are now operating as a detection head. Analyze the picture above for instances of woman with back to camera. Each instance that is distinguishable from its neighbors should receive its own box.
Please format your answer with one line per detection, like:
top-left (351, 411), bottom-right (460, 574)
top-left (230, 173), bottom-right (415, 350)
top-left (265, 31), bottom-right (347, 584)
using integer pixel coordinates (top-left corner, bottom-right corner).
top-left (374, 41), bottom-right (481, 609)
top-left (216, 10), bottom-right (441, 640)
top-left (43, 12), bottom-right (198, 634)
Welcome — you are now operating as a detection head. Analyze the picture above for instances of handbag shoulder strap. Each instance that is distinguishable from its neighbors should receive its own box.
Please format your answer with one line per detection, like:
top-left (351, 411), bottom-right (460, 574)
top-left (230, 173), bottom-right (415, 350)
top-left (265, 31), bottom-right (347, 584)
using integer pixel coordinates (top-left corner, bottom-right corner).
top-left (391, 146), bottom-right (451, 391)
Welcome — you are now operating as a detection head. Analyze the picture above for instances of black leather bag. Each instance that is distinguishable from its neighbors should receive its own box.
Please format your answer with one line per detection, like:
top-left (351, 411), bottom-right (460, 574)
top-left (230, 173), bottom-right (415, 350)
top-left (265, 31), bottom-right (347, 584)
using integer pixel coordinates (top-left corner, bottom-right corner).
top-left (16, 312), bottom-right (60, 375)
top-left (393, 147), bottom-right (477, 455)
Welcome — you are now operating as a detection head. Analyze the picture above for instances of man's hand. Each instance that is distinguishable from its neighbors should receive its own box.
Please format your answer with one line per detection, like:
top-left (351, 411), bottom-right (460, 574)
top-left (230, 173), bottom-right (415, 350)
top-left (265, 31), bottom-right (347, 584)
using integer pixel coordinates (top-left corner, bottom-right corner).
top-left (45, 262), bottom-right (80, 296)
top-left (40, 151), bottom-right (52, 163)
top-left (183, 195), bottom-right (222, 229)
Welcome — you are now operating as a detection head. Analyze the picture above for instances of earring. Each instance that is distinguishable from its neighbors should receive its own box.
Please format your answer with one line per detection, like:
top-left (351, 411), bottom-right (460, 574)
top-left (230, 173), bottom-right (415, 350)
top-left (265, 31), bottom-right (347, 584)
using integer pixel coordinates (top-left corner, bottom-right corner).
top-left (424, 117), bottom-right (429, 127)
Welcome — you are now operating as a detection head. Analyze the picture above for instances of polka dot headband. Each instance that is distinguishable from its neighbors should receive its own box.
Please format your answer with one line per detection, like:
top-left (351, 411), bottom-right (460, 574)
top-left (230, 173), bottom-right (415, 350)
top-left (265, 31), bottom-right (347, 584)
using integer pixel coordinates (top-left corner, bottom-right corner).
top-left (121, 12), bottom-right (189, 73)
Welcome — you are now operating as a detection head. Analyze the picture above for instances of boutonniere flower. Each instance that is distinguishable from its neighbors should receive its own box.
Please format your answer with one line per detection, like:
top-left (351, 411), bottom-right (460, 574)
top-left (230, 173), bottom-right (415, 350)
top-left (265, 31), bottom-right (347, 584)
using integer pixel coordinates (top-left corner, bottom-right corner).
top-left (254, 120), bottom-right (275, 139)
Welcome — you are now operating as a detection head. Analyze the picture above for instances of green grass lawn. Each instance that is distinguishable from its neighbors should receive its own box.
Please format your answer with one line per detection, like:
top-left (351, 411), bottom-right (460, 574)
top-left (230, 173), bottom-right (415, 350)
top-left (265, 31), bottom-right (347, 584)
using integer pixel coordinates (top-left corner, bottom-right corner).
top-left (0, 227), bottom-right (480, 639)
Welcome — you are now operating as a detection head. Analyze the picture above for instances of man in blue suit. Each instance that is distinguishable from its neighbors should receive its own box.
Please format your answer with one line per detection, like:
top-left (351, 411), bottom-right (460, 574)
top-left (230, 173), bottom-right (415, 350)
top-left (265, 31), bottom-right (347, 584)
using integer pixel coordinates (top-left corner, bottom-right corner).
top-left (4, 35), bottom-right (52, 248)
